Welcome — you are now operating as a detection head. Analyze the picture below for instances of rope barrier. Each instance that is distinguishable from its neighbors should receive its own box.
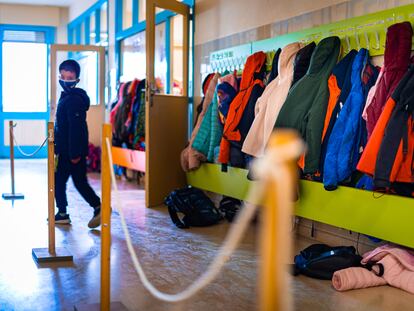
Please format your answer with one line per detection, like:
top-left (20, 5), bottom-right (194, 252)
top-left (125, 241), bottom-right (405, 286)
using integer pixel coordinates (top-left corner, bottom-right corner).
top-left (11, 123), bottom-right (48, 158)
top-left (105, 136), bottom-right (302, 303)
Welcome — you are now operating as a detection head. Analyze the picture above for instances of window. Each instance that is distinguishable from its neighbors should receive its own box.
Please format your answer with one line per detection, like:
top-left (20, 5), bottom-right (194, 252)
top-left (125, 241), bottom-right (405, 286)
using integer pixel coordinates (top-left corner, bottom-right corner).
top-left (2, 42), bottom-right (47, 112)
top-left (123, 0), bottom-right (133, 30)
top-left (120, 31), bottom-right (146, 81)
top-left (77, 52), bottom-right (99, 106)
top-left (90, 12), bottom-right (96, 44)
top-left (100, 2), bottom-right (108, 43)
top-left (68, 0), bottom-right (108, 46)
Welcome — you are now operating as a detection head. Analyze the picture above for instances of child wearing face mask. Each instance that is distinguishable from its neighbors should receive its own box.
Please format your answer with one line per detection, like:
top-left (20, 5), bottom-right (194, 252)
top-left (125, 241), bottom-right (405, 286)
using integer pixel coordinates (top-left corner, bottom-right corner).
top-left (54, 59), bottom-right (101, 228)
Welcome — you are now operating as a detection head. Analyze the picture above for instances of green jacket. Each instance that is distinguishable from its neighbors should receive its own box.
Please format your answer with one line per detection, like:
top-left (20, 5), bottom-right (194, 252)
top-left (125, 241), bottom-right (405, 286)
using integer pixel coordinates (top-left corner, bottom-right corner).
top-left (192, 88), bottom-right (223, 162)
top-left (275, 36), bottom-right (340, 174)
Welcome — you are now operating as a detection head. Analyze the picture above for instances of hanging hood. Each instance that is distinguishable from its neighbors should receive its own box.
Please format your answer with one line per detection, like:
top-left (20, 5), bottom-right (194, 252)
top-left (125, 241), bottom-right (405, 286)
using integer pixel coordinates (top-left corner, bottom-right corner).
top-left (307, 36), bottom-right (341, 76)
top-left (278, 42), bottom-right (303, 80)
top-left (292, 42), bottom-right (316, 85)
top-left (268, 48), bottom-right (282, 83)
top-left (239, 51), bottom-right (266, 91)
top-left (384, 22), bottom-right (413, 71)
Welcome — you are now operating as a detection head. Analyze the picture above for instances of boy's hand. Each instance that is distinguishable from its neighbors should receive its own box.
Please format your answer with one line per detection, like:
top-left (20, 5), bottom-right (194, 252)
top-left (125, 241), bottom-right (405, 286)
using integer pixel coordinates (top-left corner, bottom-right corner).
top-left (71, 157), bottom-right (81, 164)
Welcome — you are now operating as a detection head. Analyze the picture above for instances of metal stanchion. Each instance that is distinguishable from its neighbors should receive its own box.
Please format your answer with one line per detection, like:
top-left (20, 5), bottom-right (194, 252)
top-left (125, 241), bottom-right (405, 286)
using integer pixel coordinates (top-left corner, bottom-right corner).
top-left (74, 124), bottom-right (127, 311)
top-left (2, 121), bottom-right (24, 200)
top-left (259, 130), bottom-right (300, 311)
top-left (32, 122), bottom-right (73, 263)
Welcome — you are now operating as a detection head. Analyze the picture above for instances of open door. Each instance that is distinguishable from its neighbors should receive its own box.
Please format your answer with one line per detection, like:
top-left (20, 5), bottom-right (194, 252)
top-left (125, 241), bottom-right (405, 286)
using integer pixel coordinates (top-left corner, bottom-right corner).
top-left (146, 0), bottom-right (190, 207)
top-left (50, 45), bottom-right (106, 146)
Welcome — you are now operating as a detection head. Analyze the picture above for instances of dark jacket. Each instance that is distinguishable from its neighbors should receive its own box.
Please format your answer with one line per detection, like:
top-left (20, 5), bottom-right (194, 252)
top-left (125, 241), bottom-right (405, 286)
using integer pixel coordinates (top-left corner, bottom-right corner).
top-left (219, 51), bottom-right (266, 167)
top-left (291, 42), bottom-right (316, 87)
top-left (365, 22), bottom-right (413, 138)
top-left (358, 65), bottom-right (414, 188)
top-left (323, 49), bottom-right (378, 190)
top-left (268, 48), bottom-right (282, 84)
top-left (55, 88), bottom-right (90, 159)
top-left (275, 36), bottom-right (340, 175)
top-left (319, 49), bottom-right (357, 175)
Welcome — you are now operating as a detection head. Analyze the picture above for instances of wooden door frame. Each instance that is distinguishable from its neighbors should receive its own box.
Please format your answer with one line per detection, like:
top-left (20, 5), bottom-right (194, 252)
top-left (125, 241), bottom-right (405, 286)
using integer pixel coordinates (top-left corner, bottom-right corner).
top-left (50, 44), bottom-right (106, 122)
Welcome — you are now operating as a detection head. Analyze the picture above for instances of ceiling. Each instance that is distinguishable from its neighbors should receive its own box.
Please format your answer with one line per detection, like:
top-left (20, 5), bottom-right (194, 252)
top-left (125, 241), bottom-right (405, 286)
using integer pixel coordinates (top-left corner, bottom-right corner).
top-left (0, 0), bottom-right (73, 6)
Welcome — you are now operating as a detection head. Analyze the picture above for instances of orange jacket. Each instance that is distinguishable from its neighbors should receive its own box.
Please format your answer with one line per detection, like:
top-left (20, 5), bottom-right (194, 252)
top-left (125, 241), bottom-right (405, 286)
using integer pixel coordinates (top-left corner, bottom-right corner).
top-left (357, 67), bottom-right (414, 185)
top-left (219, 52), bottom-right (266, 165)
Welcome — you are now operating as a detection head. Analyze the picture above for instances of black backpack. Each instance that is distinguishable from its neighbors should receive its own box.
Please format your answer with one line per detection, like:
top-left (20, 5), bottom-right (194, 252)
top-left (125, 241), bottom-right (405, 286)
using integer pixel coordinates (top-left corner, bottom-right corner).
top-left (293, 244), bottom-right (362, 280)
top-left (164, 186), bottom-right (222, 229)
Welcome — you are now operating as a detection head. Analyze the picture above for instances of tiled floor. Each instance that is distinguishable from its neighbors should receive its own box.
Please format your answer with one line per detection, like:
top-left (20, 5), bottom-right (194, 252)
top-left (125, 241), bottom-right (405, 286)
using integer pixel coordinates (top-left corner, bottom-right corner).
top-left (0, 159), bottom-right (413, 311)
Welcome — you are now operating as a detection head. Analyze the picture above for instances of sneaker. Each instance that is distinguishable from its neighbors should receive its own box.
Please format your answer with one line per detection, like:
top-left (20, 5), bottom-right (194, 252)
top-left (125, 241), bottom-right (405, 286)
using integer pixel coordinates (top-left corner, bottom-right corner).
top-left (88, 207), bottom-right (101, 229)
top-left (55, 212), bottom-right (71, 224)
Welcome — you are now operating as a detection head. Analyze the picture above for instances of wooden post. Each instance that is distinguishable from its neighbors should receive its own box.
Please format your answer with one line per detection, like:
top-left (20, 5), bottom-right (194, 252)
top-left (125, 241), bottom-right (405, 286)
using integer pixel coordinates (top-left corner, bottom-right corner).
top-left (259, 130), bottom-right (301, 311)
top-left (48, 122), bottom-right (56, 254)
top-left (101, 124), bottom-right (112, 311)
top-left (32, 122), bottom-right (73, 263)
top-left (9, 121), bottom-right (15, 195)
top-left (76, 124), bottom-right (128, 311)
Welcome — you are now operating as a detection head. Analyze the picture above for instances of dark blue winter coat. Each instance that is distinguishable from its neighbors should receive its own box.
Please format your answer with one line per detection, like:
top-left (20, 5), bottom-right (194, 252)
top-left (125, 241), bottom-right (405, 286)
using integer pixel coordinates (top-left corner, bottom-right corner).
top-left (323, 49), bottom-right (377, 190)
top-left (55, 88), bottom-right (90, 159)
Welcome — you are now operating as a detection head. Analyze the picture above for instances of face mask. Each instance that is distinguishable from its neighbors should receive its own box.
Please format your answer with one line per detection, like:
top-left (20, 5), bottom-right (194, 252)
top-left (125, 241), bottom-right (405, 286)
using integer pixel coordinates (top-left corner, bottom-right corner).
top-left (59, 79), bottom-right (78, 92)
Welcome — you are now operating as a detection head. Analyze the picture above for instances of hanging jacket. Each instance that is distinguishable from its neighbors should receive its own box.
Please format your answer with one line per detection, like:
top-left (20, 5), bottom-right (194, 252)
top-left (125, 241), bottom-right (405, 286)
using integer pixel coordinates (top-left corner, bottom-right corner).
top-left (291, 42), bottom-right (316, 88)
top-left (116, 79), bottom-right (139, 144)
top-left (357, 65), bottom-right (414, 188)
top-left (218, 51), bottom-right (266, 167)
top-left (194, 73), bottom-right (216, 126)
top-left (317, 50), bottom-right (358, 175)
top-left (323, 49), bottom-right (378, 190)
top-left (110, 82), bottom-right (126, 137)
top-left (192, 87), bottom-right (223, 162)
top-left (128, 79), bottom-right (146, 145)
top-left (218, 72), bottom-right (239, 125)
top-left (275, 36), bottom-right (341, 175)
top-left (364, 22), bottom-right (413, 138)
top-left (181, 73), bottom-right (219, 172)
top-left (268, 48), bottom-right (282, 84)
top-left (242, 42), bottom-right (302, 158)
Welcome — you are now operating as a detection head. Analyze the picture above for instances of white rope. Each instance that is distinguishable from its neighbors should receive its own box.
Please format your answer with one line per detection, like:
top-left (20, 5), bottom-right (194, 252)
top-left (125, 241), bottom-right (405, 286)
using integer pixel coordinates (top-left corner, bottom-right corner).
top-left (106, 137), bottom-right (262, 302)
top-left (11, 124), bottom-right (48, 158)
top-left (105, 133), bottom-right (304, 303)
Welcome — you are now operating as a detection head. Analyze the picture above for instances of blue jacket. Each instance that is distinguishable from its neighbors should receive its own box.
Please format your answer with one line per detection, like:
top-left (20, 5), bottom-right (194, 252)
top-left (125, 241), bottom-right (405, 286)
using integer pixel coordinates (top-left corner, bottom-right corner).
top-left (323, 49), bottom-right (378, 190)
top-left (55, 88), bottom-right (90, 159)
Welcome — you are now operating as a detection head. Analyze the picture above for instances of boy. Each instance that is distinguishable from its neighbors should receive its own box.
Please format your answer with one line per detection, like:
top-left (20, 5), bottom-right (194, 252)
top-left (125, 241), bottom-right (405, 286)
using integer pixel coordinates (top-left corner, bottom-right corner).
top-left (54, 59), bottom-right (101, 228)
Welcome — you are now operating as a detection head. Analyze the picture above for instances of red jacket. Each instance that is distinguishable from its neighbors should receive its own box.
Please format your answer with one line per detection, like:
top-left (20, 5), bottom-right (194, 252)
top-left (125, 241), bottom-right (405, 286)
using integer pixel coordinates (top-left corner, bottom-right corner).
top-left (365, 22), bottom-right (413, 138)
top-left (219, 52), bottom-right (266, 165)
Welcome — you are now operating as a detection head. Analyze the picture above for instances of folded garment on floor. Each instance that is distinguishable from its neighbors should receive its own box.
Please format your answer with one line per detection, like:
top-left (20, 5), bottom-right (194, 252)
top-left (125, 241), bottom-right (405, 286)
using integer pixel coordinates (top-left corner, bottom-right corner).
top-left (332, 267), bottom-right (386, 291)
top-left (332, 244), bottom-right (414, 294)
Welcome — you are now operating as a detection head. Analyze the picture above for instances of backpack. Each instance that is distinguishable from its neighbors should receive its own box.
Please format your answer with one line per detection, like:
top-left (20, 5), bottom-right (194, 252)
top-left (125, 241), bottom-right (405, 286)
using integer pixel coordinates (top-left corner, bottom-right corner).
top-left (293, 244), bottom-right (362, 280)
top-left (164, 186), bottom-right (222, 229)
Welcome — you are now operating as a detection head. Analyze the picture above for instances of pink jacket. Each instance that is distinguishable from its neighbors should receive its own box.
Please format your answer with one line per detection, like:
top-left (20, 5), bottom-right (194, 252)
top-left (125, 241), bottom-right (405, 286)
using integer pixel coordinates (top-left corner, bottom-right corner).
top-left (180, 73), bottom-right (219, 172)
top-left (242, 42), bottom-right (302, 157)
top-left (333, 245), bottom-right (414, 294)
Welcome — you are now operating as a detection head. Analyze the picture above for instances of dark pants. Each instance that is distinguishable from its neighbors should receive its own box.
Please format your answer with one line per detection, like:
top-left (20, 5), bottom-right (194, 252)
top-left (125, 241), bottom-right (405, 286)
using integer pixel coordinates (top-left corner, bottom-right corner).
top-left (55, 155), bottom-right (101, 214)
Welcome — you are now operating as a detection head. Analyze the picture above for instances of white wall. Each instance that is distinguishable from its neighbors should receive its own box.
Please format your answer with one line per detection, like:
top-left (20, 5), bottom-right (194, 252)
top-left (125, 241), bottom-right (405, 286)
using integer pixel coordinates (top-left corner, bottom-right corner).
top-left (68, 0), bottom-right (97, 22)
top-left (0, 3), bottom-right (68, 43)
top-left (194, 0), bottom-right (350, 45)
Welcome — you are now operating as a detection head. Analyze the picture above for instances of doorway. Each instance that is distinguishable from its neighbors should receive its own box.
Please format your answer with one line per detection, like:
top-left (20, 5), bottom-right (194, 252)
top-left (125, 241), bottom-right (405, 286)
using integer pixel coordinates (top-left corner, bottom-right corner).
top-left (0, 25), bottom-right (55, 159)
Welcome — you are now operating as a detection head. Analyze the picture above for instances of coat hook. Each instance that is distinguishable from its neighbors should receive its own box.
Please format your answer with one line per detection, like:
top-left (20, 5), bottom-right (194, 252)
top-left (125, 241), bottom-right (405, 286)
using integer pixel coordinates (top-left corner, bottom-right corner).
top-left (374, 30), bottom-right (380, 50)
top-left (345, 35), bottom-right (351, 53)
top-left (355, 33), bottom-right (361, 50)
top-left (364, 32), bottom-right (370, 50)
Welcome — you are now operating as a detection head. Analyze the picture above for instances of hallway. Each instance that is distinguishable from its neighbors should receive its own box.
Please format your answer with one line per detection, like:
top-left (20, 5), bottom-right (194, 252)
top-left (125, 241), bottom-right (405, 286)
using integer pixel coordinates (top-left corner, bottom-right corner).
top-left (0, 160), bottom-right (412, 311)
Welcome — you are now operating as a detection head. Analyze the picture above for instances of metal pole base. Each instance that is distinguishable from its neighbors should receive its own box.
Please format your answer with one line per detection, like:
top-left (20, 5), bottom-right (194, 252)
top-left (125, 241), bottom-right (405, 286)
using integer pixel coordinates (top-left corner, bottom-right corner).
top-left (2, 193), bottom-right (24, 200)
top-left (74, 302), bottom-right (129, 311)
top-left (32, 247), bottom-right (73, 263)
